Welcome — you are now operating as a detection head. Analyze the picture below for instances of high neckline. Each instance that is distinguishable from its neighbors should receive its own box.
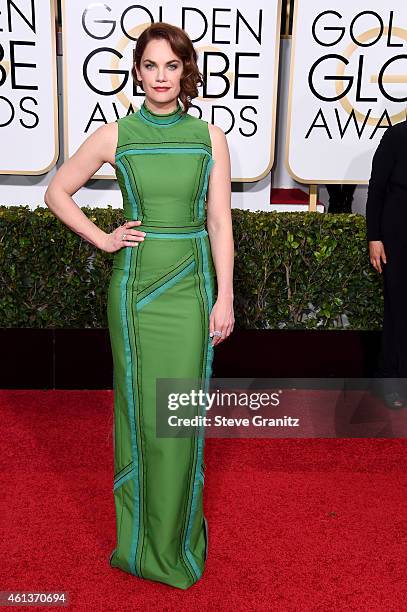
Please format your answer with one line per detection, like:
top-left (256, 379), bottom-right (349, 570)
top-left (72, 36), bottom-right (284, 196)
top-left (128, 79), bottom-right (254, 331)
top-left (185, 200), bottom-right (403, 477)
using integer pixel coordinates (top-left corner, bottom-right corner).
top-left (139, 99), bottom-right (185, 126)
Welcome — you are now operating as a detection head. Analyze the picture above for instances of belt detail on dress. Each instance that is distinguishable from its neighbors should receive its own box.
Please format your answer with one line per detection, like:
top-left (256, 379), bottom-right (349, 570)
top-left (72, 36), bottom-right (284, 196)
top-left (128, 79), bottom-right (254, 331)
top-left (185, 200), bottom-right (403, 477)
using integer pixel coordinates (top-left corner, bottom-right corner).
top-left (129, 221), bottom-right (207, 239)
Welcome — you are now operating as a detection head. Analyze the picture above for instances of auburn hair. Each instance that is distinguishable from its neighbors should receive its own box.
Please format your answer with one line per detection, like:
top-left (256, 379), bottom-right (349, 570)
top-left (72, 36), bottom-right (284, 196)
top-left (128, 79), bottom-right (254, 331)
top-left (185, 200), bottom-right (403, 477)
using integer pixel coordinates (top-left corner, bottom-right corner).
top-left (132, 22), bottom-right (204, 114)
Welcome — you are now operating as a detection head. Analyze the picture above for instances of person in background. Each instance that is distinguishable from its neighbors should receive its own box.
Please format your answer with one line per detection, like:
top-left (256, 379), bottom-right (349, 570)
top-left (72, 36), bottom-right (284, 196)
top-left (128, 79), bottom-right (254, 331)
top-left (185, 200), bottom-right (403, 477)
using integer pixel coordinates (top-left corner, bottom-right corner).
top-left (366, 118), bottom-right (407, 408)
top-left (327, 184), bottom-right (357, 214)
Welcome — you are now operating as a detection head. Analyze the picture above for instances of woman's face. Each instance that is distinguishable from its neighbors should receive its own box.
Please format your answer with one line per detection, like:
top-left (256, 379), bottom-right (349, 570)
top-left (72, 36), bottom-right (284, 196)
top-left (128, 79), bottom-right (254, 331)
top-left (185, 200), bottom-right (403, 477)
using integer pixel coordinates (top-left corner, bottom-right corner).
top-left (135, 38), bottom-right (184, 107)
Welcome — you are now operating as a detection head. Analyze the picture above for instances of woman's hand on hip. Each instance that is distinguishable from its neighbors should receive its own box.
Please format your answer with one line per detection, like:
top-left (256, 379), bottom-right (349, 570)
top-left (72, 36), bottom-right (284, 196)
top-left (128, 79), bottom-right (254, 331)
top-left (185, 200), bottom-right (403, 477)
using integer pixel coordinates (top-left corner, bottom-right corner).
top-left (209, 296), bottom-right (235, 346)
top-left (369, 240), bottom-right (387, 274)
top-left (101, 220), bottom-right (146, 253)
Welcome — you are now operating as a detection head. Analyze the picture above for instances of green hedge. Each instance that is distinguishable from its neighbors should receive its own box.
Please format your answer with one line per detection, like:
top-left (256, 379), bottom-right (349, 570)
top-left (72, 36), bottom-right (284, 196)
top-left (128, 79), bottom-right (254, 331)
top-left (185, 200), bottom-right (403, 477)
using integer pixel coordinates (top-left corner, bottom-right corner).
top-left (0, 205), bottom-right (383, 329)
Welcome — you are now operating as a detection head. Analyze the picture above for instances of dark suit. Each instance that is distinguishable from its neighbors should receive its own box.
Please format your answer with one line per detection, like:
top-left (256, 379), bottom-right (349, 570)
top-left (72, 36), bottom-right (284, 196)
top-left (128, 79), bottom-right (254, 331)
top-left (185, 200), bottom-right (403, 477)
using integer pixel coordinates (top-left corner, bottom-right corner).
top-left (366, 119), bottom-right (407, 377)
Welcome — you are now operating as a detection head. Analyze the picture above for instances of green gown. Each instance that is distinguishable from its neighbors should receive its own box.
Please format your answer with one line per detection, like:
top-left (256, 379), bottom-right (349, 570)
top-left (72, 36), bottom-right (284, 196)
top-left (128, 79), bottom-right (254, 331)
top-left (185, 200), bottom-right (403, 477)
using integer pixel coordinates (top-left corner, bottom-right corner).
top-left (107, 99), bottom-right (216, 590)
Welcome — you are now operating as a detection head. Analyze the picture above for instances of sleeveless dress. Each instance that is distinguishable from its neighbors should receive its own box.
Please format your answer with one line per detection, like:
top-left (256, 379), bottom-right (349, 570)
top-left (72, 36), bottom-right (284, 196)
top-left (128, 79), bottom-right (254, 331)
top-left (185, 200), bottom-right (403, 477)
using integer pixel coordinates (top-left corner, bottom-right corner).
top-left (107, 99), bottom-right (216, 590)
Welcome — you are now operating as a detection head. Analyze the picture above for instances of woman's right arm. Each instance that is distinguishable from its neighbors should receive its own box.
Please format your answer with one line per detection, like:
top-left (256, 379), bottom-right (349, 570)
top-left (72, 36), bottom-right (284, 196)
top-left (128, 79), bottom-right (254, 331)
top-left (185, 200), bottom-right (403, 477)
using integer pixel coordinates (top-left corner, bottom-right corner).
top-left (366, 126), bottom-right (397, 273)
top-left (44, 123), bottom-right (144, 252)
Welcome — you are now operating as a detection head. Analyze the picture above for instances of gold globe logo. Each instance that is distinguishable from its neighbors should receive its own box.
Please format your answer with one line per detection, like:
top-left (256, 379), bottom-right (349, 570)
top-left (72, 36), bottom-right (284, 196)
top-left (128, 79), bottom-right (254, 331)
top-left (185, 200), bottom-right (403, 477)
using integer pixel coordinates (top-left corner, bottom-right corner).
top-left (336, 26), bottom-right (407, 125)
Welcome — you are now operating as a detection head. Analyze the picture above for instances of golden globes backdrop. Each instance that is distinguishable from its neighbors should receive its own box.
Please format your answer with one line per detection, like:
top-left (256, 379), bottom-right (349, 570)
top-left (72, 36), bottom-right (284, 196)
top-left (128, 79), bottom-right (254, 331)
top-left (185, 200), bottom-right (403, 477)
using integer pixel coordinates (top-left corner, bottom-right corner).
top-left (0, 0), bottom-right (58, 174)
top-left (286, 1), bottom-right (407, 184)
top-left (62, 0), bottom-right (282, 181)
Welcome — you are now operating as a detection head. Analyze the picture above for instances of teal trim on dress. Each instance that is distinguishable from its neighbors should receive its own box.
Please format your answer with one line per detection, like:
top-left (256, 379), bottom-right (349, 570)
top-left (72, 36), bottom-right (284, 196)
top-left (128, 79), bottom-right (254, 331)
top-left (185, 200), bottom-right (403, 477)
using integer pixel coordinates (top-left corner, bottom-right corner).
top-left (136, 261), bottom-right (196, 312)
top-left (138, 110), bottom-right (185, 128)
top-left (143, 229), bottom-right (208, 240)
top-left (116, 159), bottom-right (139, 219)
top-left (114, 465), bottom-right (136, 491)
top-left (198, 157), bottom-right (215, 219)
top-left (120, 248), bottom-right (141, 576)
top-left (138, 100), bottom-right (185, 127)
top-left (183, 235), bottom-right (214, 580)
top-left (116, 147), bottom-right (212, 162)
top-left (199, 236), bottom-right (215, 388)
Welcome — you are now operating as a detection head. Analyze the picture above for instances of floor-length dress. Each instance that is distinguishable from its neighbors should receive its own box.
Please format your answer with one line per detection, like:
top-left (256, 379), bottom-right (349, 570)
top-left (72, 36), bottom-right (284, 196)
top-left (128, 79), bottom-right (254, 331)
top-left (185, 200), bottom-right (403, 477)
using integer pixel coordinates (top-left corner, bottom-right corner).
top-left (107, 99), bottom-right (216, 590)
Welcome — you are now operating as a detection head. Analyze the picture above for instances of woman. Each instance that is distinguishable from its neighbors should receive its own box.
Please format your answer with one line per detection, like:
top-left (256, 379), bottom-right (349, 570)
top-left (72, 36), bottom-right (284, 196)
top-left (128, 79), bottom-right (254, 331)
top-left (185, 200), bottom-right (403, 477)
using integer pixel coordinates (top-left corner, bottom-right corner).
top-left (45, 22), bottom-right (234, 589)
top-left (366, 117), bottom-right (407, 408)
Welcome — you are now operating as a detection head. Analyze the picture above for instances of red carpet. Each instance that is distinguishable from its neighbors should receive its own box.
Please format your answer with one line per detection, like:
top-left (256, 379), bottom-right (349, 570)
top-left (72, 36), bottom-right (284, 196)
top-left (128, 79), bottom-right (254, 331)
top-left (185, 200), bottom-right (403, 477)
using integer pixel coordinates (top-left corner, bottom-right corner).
top-left (270, 187), bottom-right (324, 208)
top-left (1, 390), bottom-right (406, 610)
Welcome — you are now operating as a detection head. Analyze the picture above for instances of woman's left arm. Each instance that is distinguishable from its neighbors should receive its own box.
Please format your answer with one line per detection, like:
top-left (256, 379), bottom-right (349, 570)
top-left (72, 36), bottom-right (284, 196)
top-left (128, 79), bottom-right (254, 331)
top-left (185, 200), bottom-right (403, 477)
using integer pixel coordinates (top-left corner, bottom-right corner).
top-left (206, 123), bottom-right (234, 347)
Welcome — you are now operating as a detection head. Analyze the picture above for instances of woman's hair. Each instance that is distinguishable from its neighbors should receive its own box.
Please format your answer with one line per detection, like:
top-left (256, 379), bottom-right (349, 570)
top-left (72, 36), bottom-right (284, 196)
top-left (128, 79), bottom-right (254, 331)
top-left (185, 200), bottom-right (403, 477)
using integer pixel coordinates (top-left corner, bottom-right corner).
top-left (132, 22), bottom-right (204, 114)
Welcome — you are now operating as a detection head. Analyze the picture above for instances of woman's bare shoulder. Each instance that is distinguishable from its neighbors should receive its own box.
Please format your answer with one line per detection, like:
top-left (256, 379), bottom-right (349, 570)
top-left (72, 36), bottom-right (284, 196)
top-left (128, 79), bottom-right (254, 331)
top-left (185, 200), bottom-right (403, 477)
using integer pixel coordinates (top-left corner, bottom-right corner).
top-left (93, 121), bottom-right (118, 169)
top-left (207, 122), bottom-right (225, 139)
top-left (207, 123), bottom-right (228, 158)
